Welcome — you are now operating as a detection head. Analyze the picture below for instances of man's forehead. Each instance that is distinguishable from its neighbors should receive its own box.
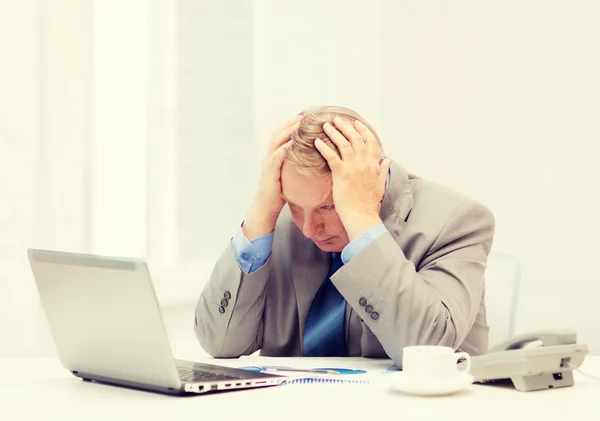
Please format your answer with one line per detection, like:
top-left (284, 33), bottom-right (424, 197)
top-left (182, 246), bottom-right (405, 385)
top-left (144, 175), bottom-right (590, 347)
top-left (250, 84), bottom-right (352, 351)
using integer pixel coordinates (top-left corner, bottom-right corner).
top-left (281, 162), bottom-right (331, 184)
top-left (281, 163), bottom-right (332, 206)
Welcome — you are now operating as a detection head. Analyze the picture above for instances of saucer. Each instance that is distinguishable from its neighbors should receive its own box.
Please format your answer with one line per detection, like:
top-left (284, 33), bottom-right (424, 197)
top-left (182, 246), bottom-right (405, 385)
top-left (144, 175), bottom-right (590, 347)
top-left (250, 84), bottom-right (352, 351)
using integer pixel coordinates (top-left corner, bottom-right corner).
top-left (389, 372), bottom-right (474, 396)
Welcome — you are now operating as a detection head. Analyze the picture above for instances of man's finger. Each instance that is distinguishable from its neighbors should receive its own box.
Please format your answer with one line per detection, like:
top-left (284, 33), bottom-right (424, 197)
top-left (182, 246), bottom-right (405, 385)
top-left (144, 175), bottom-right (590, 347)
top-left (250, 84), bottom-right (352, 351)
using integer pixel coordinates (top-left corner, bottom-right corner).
top-left (314, 138), bottom-right (342, 169)
top-left (265, 141), bottom-right (293, 183)
top-left (333, 117), bottom-right (365, 152)
top-left (354, 120), bottom-right (378, 157)
top-left (271, 140), bottom-right (293, 169)
top-left (274, 114), bottom-right (303, 135)
top-left (323, 122), bottom-right (354, 160)
top-left (379, 158), bottom-right (392, 187)
top-left (269, 121), bottom-right (301, 153)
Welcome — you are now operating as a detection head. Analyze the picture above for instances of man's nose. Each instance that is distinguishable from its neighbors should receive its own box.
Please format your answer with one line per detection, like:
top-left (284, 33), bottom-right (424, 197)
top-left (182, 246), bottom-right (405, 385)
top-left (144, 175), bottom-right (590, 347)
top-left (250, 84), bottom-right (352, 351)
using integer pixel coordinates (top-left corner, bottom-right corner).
top-left (303, 216), bottom-right (320, 238)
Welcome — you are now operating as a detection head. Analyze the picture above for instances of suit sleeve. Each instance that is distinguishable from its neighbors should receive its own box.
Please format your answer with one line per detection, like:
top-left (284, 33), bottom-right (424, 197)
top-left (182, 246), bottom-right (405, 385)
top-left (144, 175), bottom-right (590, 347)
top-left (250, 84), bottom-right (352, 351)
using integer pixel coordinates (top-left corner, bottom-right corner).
top-left (194, 233), bottom-right (274, 358)
top-left (330, 201), bottom-right (495, 362)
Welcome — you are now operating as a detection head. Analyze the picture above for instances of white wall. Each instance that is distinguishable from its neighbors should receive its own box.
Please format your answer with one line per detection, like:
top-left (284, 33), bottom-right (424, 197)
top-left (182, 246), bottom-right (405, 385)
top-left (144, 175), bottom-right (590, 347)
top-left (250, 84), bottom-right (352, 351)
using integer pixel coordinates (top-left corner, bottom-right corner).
top-left (0, 0), bottom-right (94, 357)
top-left (93, 0), bottom-right (148, 258)
top-left (0, 0), bottom-right (41, 357)
top-left (1, 0), bottom-right (599, 357)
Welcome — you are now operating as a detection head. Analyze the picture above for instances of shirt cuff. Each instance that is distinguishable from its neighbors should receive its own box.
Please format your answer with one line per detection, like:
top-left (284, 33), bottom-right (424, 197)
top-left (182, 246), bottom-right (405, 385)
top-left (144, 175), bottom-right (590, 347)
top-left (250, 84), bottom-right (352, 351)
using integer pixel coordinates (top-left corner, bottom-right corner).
top-left (231, 224), bottom-right (274, 274)
top-left (341, 224), bottom-right (388, 264)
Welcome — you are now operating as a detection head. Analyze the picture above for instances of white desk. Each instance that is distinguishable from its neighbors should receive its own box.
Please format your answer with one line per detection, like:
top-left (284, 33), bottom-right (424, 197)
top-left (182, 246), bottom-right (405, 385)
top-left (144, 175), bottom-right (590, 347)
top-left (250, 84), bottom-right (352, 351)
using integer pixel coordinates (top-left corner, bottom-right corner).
top-left (0, 356), bottom-right (598, 421)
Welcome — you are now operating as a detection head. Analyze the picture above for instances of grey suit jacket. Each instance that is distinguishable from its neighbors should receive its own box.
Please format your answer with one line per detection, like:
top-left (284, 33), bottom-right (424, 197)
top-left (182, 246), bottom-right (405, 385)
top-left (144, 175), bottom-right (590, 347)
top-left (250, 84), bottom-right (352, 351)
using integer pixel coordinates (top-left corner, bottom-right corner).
top-left (194, 161), bottom-right (495, 362)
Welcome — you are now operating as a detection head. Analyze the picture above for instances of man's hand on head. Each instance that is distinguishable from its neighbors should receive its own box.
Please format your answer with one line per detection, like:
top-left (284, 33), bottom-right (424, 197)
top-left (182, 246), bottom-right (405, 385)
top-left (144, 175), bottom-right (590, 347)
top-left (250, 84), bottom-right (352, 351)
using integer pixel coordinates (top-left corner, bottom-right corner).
top-left (243, 114), bottom-right (303, 240)
top-left (314, 117), bottom-right (391, 241)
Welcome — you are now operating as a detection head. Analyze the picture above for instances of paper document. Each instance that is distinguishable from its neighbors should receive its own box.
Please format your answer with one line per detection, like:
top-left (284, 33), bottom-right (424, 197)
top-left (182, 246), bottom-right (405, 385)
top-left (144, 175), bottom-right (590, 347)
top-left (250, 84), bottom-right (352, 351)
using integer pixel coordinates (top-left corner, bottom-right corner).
top-left (235, 356), bottom-right (397, 385)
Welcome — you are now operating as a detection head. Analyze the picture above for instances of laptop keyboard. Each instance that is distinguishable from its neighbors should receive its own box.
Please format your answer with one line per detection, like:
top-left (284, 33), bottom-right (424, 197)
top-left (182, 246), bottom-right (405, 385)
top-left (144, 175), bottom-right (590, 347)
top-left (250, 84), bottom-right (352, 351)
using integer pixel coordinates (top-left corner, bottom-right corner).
top-left (177, 367), bottom-right (238, 383)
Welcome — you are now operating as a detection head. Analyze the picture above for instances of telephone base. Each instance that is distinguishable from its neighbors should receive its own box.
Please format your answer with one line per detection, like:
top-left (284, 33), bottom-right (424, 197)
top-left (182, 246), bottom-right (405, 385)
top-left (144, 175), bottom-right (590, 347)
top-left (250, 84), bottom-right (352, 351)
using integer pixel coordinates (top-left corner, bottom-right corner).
top-left (468, 342), bottom-right (588, 392)
top-left (510, 370), bottom-right (574, 392)
top-left (477, 370), bottom-right (574, 392)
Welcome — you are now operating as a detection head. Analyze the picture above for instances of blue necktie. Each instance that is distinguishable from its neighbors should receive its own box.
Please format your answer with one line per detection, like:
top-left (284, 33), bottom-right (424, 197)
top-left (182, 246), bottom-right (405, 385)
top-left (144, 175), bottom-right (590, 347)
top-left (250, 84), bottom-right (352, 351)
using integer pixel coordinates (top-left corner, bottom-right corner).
top-left (302, 252), bottom-right (348, 357)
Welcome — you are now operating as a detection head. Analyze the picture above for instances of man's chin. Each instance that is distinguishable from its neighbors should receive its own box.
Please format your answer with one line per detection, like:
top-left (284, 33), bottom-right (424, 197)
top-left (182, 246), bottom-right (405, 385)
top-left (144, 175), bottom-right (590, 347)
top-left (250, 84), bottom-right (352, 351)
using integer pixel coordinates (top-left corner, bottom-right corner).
top-left (313, 238), bottom-right (344, 253)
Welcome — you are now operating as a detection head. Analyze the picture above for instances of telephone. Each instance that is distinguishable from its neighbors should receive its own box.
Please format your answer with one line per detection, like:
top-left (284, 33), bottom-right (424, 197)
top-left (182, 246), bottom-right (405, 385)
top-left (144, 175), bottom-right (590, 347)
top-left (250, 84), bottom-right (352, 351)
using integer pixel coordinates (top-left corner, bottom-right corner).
top-left (464, 329), bottom-right (589, 392)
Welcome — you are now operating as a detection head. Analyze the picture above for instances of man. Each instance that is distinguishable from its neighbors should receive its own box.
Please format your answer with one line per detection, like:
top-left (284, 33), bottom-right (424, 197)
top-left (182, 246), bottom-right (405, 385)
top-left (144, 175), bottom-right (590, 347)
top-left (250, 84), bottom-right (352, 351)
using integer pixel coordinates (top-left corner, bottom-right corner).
top-left (194, 105), bottom-right (495, 363)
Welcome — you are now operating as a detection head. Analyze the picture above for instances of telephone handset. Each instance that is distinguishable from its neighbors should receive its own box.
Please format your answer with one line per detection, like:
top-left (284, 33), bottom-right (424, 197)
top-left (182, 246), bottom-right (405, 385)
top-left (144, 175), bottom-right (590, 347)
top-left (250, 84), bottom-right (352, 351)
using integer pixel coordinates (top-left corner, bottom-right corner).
top-left (467, 329), bottom-right (589, 392)
top-left (489, 328), bottom-right (578, 352)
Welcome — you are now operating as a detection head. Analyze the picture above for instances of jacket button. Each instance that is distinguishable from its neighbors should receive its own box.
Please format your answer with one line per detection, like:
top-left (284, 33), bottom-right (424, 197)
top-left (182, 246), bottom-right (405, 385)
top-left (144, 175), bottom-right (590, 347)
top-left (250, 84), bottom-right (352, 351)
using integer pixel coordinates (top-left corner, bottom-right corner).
top-left (218, 306), bottom-right (225, 314)
top-left (220, 299), bottom-right (228, 307)
top-left (371, 312), bottom-right (379, 320)
top-left (365, 304), bottom-right (373, 314)
top-left (224, 291), bottom-right (231, 300)
top-left (359, 297), bottom-right (367, 306)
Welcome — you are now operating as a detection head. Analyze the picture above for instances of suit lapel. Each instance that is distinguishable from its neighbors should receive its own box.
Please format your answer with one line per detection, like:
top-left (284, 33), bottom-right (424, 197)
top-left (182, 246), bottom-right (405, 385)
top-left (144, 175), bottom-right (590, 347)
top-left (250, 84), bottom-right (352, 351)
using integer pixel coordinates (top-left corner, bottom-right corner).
top-left (290, 227), bottom-right (330, 342)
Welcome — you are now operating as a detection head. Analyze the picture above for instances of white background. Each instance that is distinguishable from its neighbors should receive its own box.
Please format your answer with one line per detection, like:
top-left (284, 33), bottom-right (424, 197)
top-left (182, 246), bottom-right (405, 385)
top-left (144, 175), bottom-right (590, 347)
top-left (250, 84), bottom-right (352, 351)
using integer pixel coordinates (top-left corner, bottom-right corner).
top-left (1, 0), bottom-right (598, 357)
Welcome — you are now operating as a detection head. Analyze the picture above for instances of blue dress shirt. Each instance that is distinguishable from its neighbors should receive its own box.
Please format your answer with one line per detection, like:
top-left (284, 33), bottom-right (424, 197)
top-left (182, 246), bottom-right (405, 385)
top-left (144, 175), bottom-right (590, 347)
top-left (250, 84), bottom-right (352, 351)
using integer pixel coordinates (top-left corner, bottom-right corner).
top-left (232, 171), bottom-right (390, 274)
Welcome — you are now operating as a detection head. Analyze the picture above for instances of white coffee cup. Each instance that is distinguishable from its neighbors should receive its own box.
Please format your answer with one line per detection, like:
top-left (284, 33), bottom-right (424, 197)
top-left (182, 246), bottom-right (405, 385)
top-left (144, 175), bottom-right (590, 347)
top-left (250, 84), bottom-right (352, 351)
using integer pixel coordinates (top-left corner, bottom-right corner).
top-left (402, 345), bottom-right (471, 378)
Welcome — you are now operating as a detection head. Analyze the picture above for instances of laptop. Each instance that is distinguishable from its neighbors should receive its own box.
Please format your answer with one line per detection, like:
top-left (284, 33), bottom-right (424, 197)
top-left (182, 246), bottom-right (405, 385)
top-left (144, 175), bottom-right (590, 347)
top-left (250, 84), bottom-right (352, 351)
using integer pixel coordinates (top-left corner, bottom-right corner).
top-left (27, 248), bottom-right (287, 395)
